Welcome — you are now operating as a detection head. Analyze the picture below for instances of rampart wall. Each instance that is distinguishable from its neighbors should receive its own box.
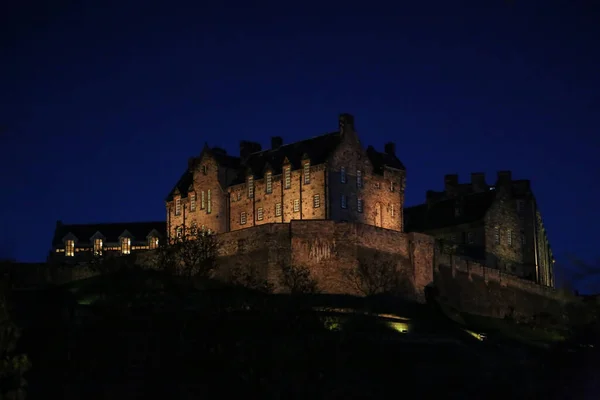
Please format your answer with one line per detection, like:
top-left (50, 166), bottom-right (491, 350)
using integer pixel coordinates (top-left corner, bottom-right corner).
top-left (215, 220), bottom-right (435, 302)
top-left (434, 253), bottom-right (572, 319)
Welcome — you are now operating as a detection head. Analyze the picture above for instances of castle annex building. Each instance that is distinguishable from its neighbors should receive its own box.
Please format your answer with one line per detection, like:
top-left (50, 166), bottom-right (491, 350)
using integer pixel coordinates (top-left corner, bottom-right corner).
top-left (166, 114), bottom-right (406, 238)
top-left (404, 172), bottom-right (554, 287)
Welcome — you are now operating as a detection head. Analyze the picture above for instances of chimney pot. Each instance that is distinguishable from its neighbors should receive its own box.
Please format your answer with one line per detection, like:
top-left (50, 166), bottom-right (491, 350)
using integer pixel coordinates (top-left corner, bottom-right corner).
top-left (339, 113), bottom-right (355, 134)
top-left (384, 142), bottom-right (396, 156)
top-left (470, 172), bottom-right (486, 192)
top-left (271, 136), bottom-right (283, 149)
top-left (240, 141), bottom-right (262, 159)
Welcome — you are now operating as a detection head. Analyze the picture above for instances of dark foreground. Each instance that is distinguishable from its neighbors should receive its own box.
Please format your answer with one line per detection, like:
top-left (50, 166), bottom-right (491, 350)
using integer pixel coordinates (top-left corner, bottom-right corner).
top-left (6, 272), bottom-right (600, 399)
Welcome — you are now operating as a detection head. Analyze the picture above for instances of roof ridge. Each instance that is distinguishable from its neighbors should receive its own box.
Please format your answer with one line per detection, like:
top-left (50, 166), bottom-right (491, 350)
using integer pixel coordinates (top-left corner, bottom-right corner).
top-left (246, 131), bottom-right (340, 157)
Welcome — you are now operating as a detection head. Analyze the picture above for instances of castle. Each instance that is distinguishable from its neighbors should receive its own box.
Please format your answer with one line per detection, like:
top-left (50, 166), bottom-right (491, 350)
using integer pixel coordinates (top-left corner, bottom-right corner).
top-left (165, 113), bottom-right (406, 237)
top-left (48, 113), bottom-right (556, 306)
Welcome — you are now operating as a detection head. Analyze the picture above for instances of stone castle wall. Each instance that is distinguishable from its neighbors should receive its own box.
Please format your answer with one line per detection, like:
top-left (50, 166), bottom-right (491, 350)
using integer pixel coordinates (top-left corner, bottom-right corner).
top-left (214, 220), bottom-right (435, 302)
top-left (434, 253), bottom-right (571, 319)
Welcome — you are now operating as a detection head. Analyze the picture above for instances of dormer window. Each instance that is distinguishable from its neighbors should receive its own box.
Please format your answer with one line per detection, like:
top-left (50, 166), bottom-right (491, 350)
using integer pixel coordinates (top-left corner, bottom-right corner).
top-left (266, 172), bottom-right (273, 194)
top-left (390, 181), bottom-right (395, 192)
top-left (248, 176), bottom-right (254, 198)
top-left (121, 237), bottom-right (131, 255)
top-left (65, 240), bottom-right (75, 257)
top-left (341, 167), bottom-right (347, 183)
top-left (149, 237), bottom-right (159, 249)
top-left (284, 167), bottom-right (291, 189)
top-left (202, 165), bottom-right (208, 175)
top-left (190, 193), bottom-right (196, 211)
top-left (356, 170), bottom-right (363, 188)
top-left (304, 162), bottom-right (311, 184)
top-left (175, 198), bottom-right (181, 216)
top-left (94, 238), bottom-right (103, 255)
top-left (207, 190), bottom-right (212, 214)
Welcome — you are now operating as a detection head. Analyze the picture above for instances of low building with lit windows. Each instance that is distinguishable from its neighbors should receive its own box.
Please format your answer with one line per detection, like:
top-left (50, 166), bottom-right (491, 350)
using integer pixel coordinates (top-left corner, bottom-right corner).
top-left (48, 220), bottom-right (167, 264)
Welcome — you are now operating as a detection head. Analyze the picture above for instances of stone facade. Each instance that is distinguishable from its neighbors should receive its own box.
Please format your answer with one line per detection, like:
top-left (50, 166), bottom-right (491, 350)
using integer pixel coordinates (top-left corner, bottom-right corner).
top-left (214, 220), bottom-right (435, 302)
top-left (166, 114), bottom-right (406, 239)
top-left (405, 171), bottom-right (555, 287)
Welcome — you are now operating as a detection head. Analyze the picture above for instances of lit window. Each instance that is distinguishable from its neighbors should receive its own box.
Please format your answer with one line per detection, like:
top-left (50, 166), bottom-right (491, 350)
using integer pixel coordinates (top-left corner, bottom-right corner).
top-left (313, 195), bottom-right (320, 208)
top-left (275, 203), bottom-right (282, 217)
top-left (467, 232), bottom-right (474, 244)
top-left (65, 240), bottom-right (74, 257)
top-left (149, 237), bottom-right (159, 249)
top-left (304, 162), bottom-right (310, 184)
top-left (293, 199), bottom-right (300, 213)
top-left (507, 230), bottom-right (513, 246)
top-left (257, 207), bottom-right (264, 220)
top-left (357, 170), bottom-right (362, 188)
top-left (266, 172), bottom-right (272, 194)
top-left (191, 221), bottom-right (197, 234)
top-left (240, 212), bottom-right (247, 225)
top-left (248, 176), bottom-right (254, 198)
top-left (341, 167), bottom-right (347, 183)
top-left (201, 191), bottom-right (205, 209)
top-left (207, 190), bottom-right (212, 214)
top-left (341, 195), bottom-right (347, 209)
top-left (94, 238), bottom-right (103, 255)
top-left (285, 167), bottom-right (291, 189)
top-left (175, 198), bottom-right (181, 215)
top-left (190, 193), bottom-right (196, 211)
top-left (494, 227), bottom-right (500, 244)
top-left (390, 204), bottom-right (394, 217)
top-left (176, 227), bottom-right (183, 238)
top-left (357, 198), bottom-right (363, 213)
top-left (121, 237), bottom-right (131, 255)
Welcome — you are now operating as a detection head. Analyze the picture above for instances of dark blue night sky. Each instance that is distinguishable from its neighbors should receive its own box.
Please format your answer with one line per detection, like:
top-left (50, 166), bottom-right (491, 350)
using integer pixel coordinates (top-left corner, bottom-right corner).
top-left (1, 1), bottom-right (598, 287)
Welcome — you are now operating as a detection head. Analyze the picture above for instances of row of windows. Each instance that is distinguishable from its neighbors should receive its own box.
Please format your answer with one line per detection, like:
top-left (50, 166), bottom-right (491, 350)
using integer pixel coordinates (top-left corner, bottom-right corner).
top-left (246, 163), bottom-right (313, 199)
top-left (238, 195), bottom-right (322, 224)
top-left (176, 190), bottom-right (212, 215)
top-left (62, 237), bottom-right (159, 257)
top-left (450, 229), bottom-right (524, 246)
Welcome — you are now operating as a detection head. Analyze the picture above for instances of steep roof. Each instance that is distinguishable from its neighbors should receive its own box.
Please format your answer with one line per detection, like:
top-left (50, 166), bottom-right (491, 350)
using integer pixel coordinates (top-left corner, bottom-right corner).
top-left (52, 221), bottom-right (167, 247)
top-left (366, 146), bottom-right (406, 173)
top-left (404, 190), bottom-right (497, 232)
top-left (166, 131), bottom-right (407, 198)
top-left (232, 131), bottom-right (342, 184)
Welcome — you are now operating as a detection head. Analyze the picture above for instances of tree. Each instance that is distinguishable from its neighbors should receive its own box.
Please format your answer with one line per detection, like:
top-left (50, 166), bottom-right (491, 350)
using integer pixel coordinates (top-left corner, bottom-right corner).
top-left (0, 281), bottom-right (30, 399)
top-left (230, 264), bottom-right (274, 294)
top-left (153, 225), bottom-right (220, 279)
top-left (343, 256), bottom-right (402, 297)
top-left (279, 264), bottom-right (319, 294)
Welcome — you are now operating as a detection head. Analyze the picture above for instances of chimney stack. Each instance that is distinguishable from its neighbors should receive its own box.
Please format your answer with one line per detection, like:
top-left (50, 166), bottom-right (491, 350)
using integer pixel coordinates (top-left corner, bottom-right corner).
top-left (384, 142), bottom-right (396, 156)
top-left (271, 136), bottom-right (283, 149)
top-left (239, 141), bottom-right (262, 159)
top-left (470, 172), bottom-right (486, 192)
top-left (444, 174), bottom-right (459, 197)
top-left (496, 170), bottom-right (512, 186)
top-left (339, 113), bottom-right (355, 134)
